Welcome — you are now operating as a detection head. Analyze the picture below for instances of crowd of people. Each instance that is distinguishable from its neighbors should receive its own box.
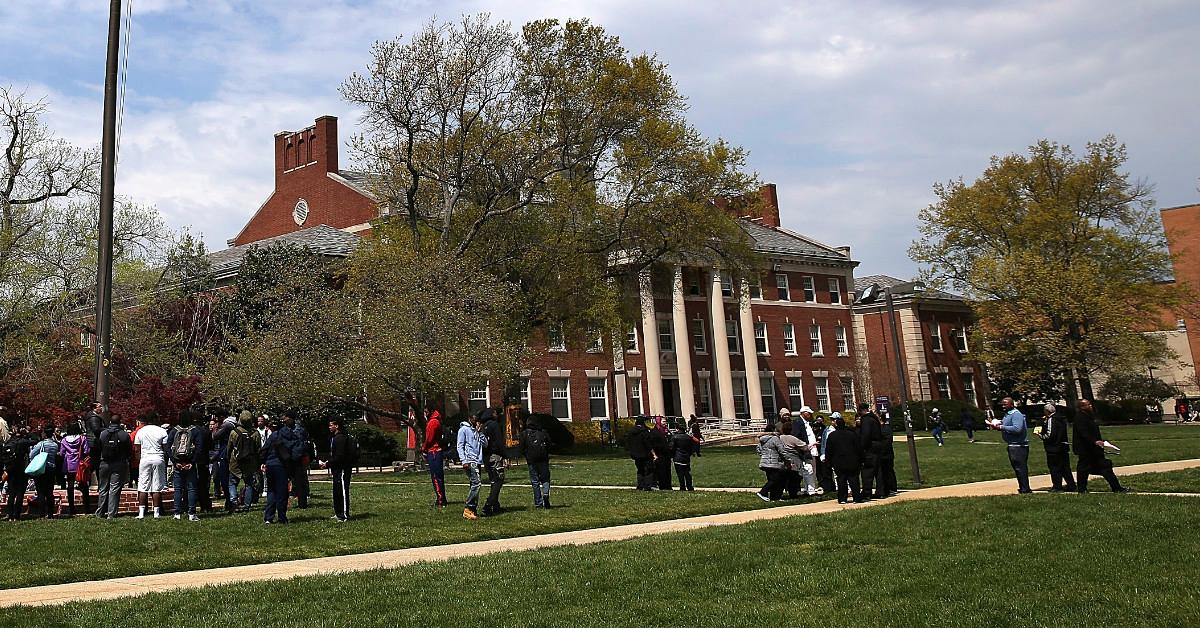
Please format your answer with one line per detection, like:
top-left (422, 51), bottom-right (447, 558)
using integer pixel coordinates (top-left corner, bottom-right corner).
top-left (0, 404), bottom-right (359, 524)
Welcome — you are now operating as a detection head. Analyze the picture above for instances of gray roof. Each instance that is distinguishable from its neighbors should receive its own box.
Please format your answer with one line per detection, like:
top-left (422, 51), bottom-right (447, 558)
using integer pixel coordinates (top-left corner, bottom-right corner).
top-left (854, 274), bottom-right (963, 301)
top-left (740, 220), bottom-right (851, 262)
top-left (331, 170), bottom-right (379, 199)
top-left (206, 224), bottom-right (362, 278)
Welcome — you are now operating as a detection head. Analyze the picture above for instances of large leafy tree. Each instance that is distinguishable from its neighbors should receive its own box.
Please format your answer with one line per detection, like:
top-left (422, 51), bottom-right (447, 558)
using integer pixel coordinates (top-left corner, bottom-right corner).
top-left (910, 136), bottom-right (1182, 403)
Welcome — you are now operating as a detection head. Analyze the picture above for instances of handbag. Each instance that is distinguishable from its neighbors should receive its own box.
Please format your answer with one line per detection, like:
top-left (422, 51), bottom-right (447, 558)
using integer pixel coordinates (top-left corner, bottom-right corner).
top-left (76, 455), bottom-right (92, 483)
top-left (25, 451), bottom-right (49, 477)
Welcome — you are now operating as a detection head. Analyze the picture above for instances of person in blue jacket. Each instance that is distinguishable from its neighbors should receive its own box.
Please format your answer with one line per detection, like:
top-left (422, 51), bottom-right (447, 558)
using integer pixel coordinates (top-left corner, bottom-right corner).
top-left (991, 397), bottom-right (1032, 494)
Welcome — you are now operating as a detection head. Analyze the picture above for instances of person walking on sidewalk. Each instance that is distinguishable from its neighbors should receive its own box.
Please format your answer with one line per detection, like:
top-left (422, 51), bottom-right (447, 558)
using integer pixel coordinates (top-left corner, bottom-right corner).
top-left (991, 397), bottom-right (1032, 494)
top-left (320, 418), bottom-right (355, 522)
top-left (421, 404), bottom-right (448, 508)
top-left (480, 408), bottom-right (507, 516)
top-left (457, 412), bottom-right (485, 519)
top-left (1073, 399), bottom-right (1128, 493)
top-left (626, 417), bottom-right (656, 491)
top-left (518, 416), bottom-right (554, 508)
top-left (1038, 404), bottom-right (1076, 492)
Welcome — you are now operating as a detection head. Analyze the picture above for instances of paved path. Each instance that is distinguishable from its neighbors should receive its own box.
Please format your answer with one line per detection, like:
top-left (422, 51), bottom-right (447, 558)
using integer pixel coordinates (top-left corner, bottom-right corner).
top-left (3, 458), bottom-right (1198, 609)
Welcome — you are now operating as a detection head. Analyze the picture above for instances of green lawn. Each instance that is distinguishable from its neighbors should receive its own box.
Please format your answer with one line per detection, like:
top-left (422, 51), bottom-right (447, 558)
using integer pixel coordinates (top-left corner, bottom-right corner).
top-left (363, 424), bottom-right (1200, 489)
top-left (12, 493), bottom-right (1200, 627)
top-left (1121, 467), bottom-right (1200, 493)
top-left (0, 480), bottom-right (793, 590)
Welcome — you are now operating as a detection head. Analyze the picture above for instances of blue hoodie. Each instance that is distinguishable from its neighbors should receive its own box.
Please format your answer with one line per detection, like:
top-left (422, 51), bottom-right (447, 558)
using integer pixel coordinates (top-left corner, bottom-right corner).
top-left (456, 421), bottom-right (486, 465)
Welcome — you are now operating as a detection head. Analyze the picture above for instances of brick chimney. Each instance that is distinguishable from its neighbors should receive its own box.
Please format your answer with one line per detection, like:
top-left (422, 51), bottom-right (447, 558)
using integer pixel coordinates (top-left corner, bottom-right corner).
top-left (273, 115), bottom-right (339, 186)
top-left (757, 183), bottom-right (780, 228)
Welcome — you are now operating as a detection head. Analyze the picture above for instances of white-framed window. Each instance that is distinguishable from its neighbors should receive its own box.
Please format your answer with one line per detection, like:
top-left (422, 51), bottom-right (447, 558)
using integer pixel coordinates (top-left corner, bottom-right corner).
top-left (760, 376), bottom-right (777, 417)
top-left (776, 274), bottom-right (790, 301)
top-left (937, 373), bottom-right (952, 399)
top-left (626, 327), bottom-right (639, 353)
top-left (839, 376), bottom-right (855, 411)
top-left (519, 377), bottom-right (531, 412)
top-left (726, 319), bottom-right (740, 354)
top-left (835, 325), bottom-right (848, 356)
top-left (586, 328), bottom-right (603, 353)
top-left (802, 276), bottom-right (816, 302)
top-left (588, 378), bottom-right (609, 419)
top-left (749, 275), bottom-right (762, 300)
top-left (733, 375), bottom-right (748, 418)
top-left (550, 378), bottom-right (571, 420)
top-left (809, 325), bottom-right (823, 356)
top-left (930, 323), bottom-right (943, 352)
top-left (468, 383), bottom-right (490, 415)
top-left (80, 331), bottom-right (92, 348)
top-left (963, 375), bottom-right (978, 407)
top-left (828, 278), bottom-right (842, 304)
top-left (952, 327), bottom-right (969, 353)
top-left (814, 377), bottom-right (830, 412)
top-left (754, 321), bottom-right (768, 354)
top-left (548, 324), bottom-right (566, 352)
top-left (657, 318), bottom-right (674, 352)
top-left (630, 377), bottom-right (644, 415)
top-left (720, 272), bottom-right (734, 298)
top-left (691, 318), bottom-right (707, 354)
top-left (697, 378), bottom-right (712, 415)
top-left (783, 323), bottom-right (797, 355)
top-left (788, 377), bottom-right (804, 411)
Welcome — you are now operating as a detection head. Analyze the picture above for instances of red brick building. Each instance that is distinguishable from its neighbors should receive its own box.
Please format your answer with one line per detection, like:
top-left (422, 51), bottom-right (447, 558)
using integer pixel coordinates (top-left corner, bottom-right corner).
top-left (216, 115), bottom-right (864, 422)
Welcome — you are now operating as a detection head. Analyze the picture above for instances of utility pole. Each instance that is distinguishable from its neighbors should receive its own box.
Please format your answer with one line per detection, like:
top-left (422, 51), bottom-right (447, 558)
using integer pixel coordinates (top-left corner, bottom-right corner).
top-left (93, 0), bottom-right (123, 413)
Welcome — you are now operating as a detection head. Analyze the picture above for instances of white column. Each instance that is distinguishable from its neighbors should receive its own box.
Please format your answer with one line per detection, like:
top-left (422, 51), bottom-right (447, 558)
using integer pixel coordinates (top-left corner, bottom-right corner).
top-left (739, 279), bottom-right (765, 421)
top-left (639, 269), bottom-right (666, 416)
top-left (709, 269), bottom-right (736, 419)
top-left (611, 331), bottom-right (630, 418)
top-left (671, 266), bottom-right (697, 418)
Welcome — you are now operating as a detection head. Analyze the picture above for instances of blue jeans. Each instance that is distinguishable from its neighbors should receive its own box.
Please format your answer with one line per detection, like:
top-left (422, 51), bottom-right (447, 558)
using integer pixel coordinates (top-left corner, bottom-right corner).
top-left (427, 451), bottom-right (447, 506)
top-left (227, 472), bottom-right (247, 509)
top-left (528, 460), bottom-right (551, 506)
top-left (172, 466), bottom-right (198, 515)
top-left (263, 463), bottom-right (291, 523)
top-left (463, 462), bottom-right (481, 511)
top-left (932, 427), bottom-right (945, 445)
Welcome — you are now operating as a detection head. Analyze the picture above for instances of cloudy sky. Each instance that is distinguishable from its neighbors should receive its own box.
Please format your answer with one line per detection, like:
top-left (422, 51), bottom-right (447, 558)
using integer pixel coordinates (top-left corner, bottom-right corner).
top-left (2, 0), bottom-right (1197, 277)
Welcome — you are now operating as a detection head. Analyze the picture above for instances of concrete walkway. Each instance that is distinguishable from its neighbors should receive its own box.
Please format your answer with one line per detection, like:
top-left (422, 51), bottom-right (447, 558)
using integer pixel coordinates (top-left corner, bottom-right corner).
top-left (3, 458), bottom-right (1198, 609)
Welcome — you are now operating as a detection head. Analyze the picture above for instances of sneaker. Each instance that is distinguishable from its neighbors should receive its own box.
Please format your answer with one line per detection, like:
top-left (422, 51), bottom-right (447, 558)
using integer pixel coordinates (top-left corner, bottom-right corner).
top-left (463, 508), bottom-right (478, 520)
top-left (757, 492), bottom-right (771, 503)
top-left (335, 517), bottom-right (347, 523)
top-left (543, 497), bottom-right (552, 509)
top-left (189, 514), bottom-right (200, 522)
top-left (173, 514), bottom-right (182, 520)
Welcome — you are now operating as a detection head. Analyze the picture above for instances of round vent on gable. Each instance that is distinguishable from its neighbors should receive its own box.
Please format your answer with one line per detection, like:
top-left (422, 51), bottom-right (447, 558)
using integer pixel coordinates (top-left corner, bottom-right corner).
top-left (293, 198), bottom-right (310, 226)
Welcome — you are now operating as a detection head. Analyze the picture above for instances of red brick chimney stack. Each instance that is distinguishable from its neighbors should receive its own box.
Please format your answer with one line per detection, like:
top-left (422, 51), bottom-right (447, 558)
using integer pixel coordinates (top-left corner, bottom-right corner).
top-left (757, 183), bottom-right (780, 228)
top-left (273, 115), bottom-right (339, 187)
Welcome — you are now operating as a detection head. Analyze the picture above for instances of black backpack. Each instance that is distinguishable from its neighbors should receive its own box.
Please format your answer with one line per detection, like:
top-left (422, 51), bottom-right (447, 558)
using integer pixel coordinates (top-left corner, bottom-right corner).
top-left (0, 441), bottom-right (15, 467)
top-left (436, 423), bottom-right (453, 452)
top-left (100, 427), bottom-right (124, 463)
top-left (524, 429), bottom-right (549, 461)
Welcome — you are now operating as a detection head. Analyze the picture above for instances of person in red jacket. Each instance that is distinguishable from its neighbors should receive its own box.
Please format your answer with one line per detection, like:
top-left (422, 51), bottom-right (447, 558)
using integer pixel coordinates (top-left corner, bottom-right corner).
top-left (421, 404), bottom-right (448, 507)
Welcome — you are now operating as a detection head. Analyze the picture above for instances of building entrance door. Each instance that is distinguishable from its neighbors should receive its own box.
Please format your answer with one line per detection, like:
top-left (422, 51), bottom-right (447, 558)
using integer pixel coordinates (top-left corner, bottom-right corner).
top-left (662, 378), bottom-right (681, 417)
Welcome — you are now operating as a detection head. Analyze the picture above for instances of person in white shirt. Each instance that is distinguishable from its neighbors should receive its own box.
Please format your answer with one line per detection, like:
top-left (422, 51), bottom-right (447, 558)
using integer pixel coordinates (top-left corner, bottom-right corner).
top-left (133, 417), bottom-right (169, 519)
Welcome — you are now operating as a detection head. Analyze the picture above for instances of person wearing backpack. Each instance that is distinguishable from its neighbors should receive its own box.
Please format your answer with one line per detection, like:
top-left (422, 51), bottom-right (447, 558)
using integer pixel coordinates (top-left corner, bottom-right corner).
top-left (169, 410), bottom-right (203, 521)
top-left (319, 418), bottom-right (356, 522)
top-left (283, 415), bottom-right (311, 509)
top-left (259, 417), bottom-right (292, 524)
top-left (29, 424), bottom-right (60, 517)
top-left (420, 404), bottom-right (448, 508)
top-left (96, 415), bottom-right (132, 519)
top-left (518, 416), bottom-right (554, 509)
top-left (2, 425), bottom-right (33, 520)
top-left (225, 414), bottom-right (253, 512)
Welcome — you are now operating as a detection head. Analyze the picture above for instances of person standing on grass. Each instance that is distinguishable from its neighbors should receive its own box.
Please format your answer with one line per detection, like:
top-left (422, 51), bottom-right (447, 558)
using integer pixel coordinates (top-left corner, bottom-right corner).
top-left (990, 397), bottom-right (1032, 494)
top-left (283, 415), bottom-right (311, 509)
top-left (1073, 399), bottom-right (1128, 493)
top-left (857, 402), bottom-right (883, 502)
top-left (58, 421), bottom-right (91, 517)
top-left (812, 413), bottom-right (835, 494)
top-left (95, 415), bottom-right (132, 519)
top-left (823, 414), bottom-right (864, 504)
top-left (776, 420), bottom-right (805, 499)
top-left (930, 408), bottom-right (946, 447)
top-left (260, 417), bottom-right (291, 525)
top-left (687, 414), bottom-right (704, 457)
top-left (875, 411), bottom-right (898, 498)
top-left (1038, 404), bottom-right (1076, 492)
top-left (29, 424), bottom-right (60, 517)
top-left (789, 407), bottom-right (821, 496)
top-left (319, 418), bottom-right (354, 522)
top-left (480, 408), bottom-right (508, 516)
top-left (2, 425), bottom-right (33, 520)
top-left (670, 423), bottom-right (696, 491)
top-left (169, 410), bottom-right (202, 522)
top-left (421, 404), bottom-right (448, 508)
top-left (253, 413), bottom-right (269, 505)
top-left (457, 412), bottom-right (486, 519)
top-left (650, 420), bottom-right (673, 491)
top-left (626, 417), bottom-right (656, 491)
top-left (133, 416), bottom-right (168, 519)
top-left (756, 424), bottom-right (787, 502)
top-left (961, 407), bottom-right (976, 443)
top-left (226, 414), bottom-right (260, 512)
top-left (518, 416), bottom-right (554, 509)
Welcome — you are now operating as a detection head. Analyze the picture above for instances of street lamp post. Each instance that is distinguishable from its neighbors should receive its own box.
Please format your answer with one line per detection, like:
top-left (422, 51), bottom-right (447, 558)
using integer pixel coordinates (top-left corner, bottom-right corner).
top-left (883, 284), bottom-right (923, 487)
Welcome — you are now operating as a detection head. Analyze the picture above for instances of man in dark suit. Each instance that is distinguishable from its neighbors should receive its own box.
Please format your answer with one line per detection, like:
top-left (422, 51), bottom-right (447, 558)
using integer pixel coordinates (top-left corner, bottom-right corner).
top-left (1073, 399), bottom-right (1127, 493)
top-left (823, 415), bottom-right (864, 503)
top-left (1039, 404), bottom-right (1076, 492)
top-left (856, 402), bottom-right (883, 501)
top-left (625, 417), bottom-right (656, 491)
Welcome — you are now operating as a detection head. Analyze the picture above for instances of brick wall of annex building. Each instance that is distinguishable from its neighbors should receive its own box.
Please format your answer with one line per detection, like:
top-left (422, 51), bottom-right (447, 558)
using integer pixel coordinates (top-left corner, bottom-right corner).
top-left (858, 308), bottom-right (907, 405)
top-left (1161, 203), bottom-right (1200, 383)
top-left (915, 306), bottom-right (984, 407)
top-left (231, 116), bottom-right (377, 246)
